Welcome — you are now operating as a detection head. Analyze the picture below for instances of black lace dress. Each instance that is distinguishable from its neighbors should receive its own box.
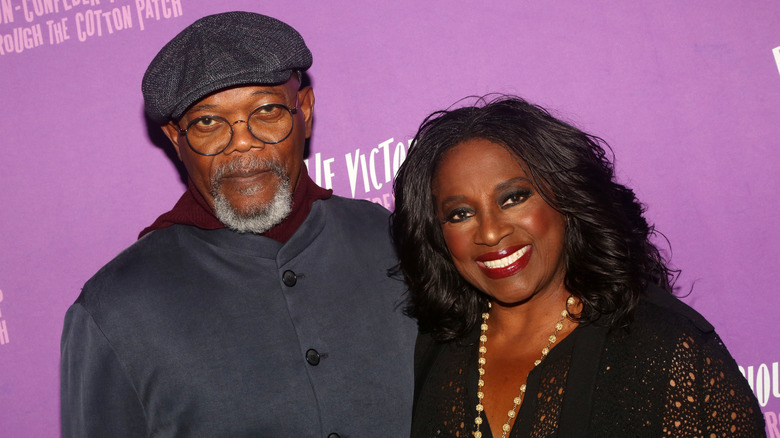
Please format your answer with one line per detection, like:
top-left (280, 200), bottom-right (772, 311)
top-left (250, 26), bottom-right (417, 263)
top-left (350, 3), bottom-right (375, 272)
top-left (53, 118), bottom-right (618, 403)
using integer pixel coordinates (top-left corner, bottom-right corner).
top-left (411, 285), bottom-right (765, 437)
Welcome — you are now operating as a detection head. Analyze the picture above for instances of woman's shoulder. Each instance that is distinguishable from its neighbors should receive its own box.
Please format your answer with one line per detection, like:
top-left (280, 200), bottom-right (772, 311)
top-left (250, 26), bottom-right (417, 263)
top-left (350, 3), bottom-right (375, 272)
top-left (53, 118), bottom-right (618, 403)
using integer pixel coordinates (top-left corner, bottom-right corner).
top-left (599, 283), bottom-right (746, 400)
top-left (605, 283), bottom-right (726, 360)
top-left (592, 285), bottom-right (765, 435)
top-left (635, 283), bottom-right (714, 336)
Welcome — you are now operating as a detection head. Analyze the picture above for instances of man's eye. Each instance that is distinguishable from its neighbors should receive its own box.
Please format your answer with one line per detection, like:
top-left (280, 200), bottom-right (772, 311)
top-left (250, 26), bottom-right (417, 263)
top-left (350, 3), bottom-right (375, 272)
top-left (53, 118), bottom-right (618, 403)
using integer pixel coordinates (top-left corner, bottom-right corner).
top-left (196, 117), bottom-right (217, 126)
top-left (252, 105), bottom-right (284, 120)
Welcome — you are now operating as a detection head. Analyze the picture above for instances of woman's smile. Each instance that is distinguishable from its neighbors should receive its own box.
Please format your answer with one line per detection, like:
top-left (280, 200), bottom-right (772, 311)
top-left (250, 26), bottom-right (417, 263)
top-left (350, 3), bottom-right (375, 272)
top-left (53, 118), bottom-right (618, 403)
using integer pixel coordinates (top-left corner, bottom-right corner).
top-left (476, 244), bottom-right (532, 279)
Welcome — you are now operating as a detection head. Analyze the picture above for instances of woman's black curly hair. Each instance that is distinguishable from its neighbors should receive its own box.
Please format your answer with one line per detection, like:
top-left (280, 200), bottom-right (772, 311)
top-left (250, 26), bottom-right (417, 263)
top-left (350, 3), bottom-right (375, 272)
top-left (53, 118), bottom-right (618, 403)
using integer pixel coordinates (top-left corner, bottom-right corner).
top-left (391, 95), bottom-right (676, 341)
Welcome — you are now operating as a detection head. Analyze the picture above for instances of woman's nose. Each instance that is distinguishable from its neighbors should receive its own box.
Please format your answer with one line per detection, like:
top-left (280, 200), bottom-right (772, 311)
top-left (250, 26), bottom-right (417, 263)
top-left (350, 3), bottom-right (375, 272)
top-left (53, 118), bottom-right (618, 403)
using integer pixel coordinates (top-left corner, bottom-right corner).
top-left (475, 210), bottom-right (513, 246)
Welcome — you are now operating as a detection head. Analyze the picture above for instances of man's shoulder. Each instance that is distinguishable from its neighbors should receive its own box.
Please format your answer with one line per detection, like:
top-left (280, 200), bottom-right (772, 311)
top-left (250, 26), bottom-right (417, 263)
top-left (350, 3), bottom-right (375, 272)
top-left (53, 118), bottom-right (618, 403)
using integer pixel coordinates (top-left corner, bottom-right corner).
top-left (321, 195), bottom-right (391, 219)
top-left (317, 196), bottom-right (392, 234)
top-left (306, 196), bottom-right (397, 258)
top-left (77, 226), bottom-right (187, 308)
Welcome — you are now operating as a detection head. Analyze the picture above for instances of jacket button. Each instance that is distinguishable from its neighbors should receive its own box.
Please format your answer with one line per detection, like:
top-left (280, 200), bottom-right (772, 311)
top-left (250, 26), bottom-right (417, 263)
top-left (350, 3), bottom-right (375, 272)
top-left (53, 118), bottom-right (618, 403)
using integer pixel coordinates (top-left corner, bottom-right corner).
top-left (282, 270), bottom-right (297, 287)
top-left (305, 349), bottom-right (320, 366)
top-left (327, 434), bottom-right (341, 438)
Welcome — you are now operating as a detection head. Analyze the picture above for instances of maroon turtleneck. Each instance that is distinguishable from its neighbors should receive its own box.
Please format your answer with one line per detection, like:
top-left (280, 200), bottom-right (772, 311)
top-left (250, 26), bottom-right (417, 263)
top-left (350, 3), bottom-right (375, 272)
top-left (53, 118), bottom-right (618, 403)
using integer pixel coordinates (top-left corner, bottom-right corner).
top-left (138, 170), bottom-right (332, 242)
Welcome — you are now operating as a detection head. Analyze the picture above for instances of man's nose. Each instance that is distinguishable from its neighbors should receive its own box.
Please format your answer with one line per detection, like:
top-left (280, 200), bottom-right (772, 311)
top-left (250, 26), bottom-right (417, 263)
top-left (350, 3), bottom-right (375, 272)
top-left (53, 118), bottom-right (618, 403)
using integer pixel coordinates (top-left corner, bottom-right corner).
top-left (224, 120), bottom-right (263, 154)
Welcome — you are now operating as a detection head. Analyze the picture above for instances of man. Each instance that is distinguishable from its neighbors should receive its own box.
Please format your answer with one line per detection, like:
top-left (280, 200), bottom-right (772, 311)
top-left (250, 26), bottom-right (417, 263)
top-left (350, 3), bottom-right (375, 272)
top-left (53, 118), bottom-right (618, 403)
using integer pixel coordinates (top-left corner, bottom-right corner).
top-left (60, 12), bottom-right (415, 437)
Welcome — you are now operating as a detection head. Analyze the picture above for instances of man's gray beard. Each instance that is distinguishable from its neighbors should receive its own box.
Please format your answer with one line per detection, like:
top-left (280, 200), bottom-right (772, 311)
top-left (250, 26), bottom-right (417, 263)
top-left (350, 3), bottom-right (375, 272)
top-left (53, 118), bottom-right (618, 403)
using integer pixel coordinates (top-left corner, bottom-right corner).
top-left (210, 157), bottom-right (293, 234)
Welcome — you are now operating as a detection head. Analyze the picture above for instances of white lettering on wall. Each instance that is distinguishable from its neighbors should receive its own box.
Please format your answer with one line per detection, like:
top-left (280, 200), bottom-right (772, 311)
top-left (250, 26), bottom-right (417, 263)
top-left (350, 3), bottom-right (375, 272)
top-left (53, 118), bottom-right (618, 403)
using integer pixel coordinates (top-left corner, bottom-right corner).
top-left (346, 138), bottom-right (410, 198)
top-left (1, 0), bottom-right (183, 56)
top-left (740, 361), bottom-right (780, 407)
top-left (773, 46), bottom-right (780, 76)
top-left (0, 289), bottom-right (8, 345)
top-left (304, 152), bottom-right (336, 190)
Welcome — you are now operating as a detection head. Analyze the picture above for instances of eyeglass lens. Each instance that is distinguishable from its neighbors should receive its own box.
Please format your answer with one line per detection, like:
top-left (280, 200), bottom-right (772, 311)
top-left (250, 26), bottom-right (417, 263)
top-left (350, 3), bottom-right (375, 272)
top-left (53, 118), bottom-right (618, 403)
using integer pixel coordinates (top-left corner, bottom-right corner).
top-left (184, 103), bottom-right (295, 155)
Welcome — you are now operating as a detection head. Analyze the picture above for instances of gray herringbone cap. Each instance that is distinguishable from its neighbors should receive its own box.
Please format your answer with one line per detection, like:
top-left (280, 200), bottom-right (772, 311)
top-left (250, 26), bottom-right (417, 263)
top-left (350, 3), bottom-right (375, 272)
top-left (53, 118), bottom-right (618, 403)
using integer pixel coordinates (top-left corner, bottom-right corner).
top-left (142, 11), bottom-right (312, 124)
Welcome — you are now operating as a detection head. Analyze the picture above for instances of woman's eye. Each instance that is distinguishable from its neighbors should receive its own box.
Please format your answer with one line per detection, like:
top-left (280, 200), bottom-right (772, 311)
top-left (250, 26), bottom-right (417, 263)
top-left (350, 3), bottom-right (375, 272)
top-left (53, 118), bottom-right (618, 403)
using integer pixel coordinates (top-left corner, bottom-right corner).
top-left (443, 208), bottom-right (473, 223)
top-left (501, 190), bottom-right (532, 208)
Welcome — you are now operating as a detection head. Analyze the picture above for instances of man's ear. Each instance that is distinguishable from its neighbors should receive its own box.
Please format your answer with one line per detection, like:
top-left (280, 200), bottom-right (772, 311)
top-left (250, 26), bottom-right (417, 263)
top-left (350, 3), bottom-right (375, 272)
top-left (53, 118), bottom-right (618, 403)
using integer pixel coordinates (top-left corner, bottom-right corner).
top-left (160, 122), bottom-right (183, 161)
top-left (298, 86), bottom-right (315, 138)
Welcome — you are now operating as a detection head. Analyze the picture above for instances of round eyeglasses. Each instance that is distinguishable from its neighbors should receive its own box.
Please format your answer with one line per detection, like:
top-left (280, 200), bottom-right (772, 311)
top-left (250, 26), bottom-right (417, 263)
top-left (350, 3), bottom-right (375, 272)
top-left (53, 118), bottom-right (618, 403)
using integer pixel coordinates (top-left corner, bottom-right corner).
top-left (178, 103), bottom-right (298, 156)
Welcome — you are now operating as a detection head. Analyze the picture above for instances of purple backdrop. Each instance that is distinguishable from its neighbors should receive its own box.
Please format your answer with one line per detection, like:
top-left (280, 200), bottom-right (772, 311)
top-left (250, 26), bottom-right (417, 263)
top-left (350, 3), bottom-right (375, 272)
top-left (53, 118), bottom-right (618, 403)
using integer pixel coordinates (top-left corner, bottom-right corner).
top-left (2, 1), bottom-right (779, 436)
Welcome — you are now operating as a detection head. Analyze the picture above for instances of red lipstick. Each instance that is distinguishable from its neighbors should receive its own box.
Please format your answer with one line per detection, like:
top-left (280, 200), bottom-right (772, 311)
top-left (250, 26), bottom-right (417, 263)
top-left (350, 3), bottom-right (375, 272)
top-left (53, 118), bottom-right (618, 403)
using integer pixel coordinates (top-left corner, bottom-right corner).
top-left (476, 245), bottom-right (532, 279)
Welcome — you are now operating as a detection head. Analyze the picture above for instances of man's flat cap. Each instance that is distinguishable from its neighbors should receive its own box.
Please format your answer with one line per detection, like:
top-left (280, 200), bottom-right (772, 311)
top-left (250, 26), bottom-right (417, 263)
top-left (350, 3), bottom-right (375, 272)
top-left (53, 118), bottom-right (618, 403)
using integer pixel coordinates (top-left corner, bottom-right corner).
top-left (142, 11), bottom-right (312, 124)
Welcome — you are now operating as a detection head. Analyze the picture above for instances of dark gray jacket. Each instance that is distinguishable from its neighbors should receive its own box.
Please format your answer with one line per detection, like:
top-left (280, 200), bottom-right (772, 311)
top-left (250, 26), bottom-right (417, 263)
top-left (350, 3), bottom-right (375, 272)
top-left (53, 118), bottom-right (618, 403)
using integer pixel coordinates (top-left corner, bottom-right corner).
top-left (61, 196), bottom-right (416, 437)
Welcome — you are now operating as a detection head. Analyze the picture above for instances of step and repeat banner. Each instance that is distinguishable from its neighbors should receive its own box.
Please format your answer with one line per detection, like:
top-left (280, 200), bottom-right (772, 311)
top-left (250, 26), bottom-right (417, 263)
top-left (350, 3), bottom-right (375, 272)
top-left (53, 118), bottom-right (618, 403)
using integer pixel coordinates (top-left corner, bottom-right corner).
top-left (1, 1), bottom-right (779, 436)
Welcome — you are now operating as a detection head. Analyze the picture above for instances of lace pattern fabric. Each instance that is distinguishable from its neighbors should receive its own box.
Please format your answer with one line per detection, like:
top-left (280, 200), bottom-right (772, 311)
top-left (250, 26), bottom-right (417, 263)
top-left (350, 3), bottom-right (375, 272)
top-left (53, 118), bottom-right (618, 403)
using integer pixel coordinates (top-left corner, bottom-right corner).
top-left (413, 336), bottom-right (476, 437)
top-left (411, 287), bottom-right (765, 438)
top-left (528, 357), bottom-right (568, 437)
top-left (590, 322), bottom-right (763, 436)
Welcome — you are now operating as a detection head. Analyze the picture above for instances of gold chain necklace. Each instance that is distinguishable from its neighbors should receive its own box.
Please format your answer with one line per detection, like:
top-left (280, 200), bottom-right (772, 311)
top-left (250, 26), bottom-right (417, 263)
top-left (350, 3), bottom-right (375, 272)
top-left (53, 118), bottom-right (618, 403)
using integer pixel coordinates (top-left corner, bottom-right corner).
top-left (473, 296), bottom-right (575, 438)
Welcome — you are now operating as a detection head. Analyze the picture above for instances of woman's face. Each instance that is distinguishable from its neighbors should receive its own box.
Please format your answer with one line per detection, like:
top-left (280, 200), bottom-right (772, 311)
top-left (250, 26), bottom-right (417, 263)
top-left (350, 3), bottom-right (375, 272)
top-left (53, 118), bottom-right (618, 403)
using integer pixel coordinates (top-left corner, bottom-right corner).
top-left (432, 138), bottom-right (568, 305)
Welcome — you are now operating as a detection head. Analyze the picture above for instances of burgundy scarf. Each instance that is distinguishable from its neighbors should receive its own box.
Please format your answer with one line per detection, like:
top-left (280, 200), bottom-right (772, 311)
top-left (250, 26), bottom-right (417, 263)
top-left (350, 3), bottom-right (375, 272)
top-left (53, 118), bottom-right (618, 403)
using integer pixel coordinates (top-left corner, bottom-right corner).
top-left (139, 171), bottom-right (332, 242)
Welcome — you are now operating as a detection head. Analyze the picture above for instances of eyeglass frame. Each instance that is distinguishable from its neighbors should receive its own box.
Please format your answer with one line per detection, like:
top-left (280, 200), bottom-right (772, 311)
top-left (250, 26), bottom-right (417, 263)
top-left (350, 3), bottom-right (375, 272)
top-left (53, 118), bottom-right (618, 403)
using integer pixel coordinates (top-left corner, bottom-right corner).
top-left (176, 100), bottom-right (299, 157)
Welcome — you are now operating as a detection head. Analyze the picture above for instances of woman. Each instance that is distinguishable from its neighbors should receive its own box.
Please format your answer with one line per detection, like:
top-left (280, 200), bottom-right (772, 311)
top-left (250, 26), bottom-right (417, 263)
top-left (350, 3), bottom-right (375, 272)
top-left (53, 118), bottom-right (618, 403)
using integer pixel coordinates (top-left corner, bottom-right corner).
top-left (391, 96), bottom-right (764, 437)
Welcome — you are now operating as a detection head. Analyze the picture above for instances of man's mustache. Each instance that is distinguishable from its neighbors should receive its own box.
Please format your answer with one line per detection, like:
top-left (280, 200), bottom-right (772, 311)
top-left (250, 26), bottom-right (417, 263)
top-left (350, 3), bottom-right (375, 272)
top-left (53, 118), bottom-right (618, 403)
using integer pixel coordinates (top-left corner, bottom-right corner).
top-left (210, 156), bottom-right (288, 195)
top-left (213, 156), bottom-right (286, 180)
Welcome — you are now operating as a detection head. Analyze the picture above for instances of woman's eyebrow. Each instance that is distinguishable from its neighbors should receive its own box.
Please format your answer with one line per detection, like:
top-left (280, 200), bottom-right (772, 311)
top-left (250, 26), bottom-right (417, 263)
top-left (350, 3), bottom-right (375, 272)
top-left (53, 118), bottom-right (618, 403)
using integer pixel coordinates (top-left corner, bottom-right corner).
top-left (438, 194), bottom-right (466, 208)
top-left (495, 176), bottom-right (532, 192)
